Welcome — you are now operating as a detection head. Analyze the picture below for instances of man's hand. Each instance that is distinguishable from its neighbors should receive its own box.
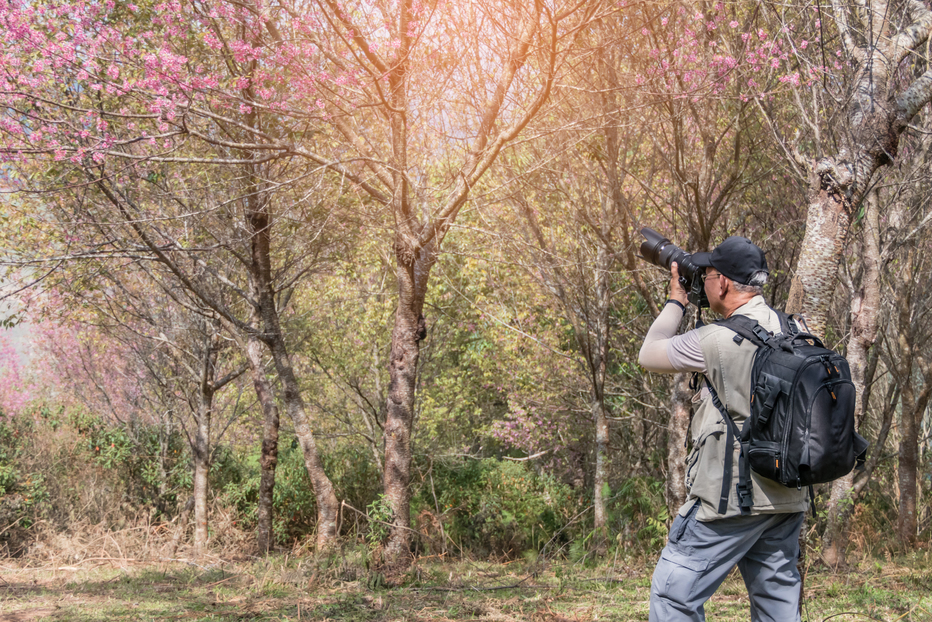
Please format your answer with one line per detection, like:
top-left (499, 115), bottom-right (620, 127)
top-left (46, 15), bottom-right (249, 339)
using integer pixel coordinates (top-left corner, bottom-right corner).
top-left (670, 262), bottom-right (689, 306)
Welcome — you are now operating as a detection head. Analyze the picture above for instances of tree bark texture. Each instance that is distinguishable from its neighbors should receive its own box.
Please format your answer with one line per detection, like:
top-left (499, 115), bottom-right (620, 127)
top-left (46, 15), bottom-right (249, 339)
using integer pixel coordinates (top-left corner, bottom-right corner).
top-left (193, 385), bottom-right (212, 558)
top-left (785, 166), bottom-right (852, 335)
top-left (897, 385), bottom-right (920, 546)
top-left (782, 3), bottom-right (932, 566)
top-left (666, 373), bottom-right (691, 516)
top-left (193, 327), bottom-right (220, 558)
top-left (245, 327), bottom-right (280, 554)
top-left (382, 245), bottom-right (434, 572)
top-left (786, 2), bottom-right (932, 332)
top-left (821, 189), bottom-right (882, 568)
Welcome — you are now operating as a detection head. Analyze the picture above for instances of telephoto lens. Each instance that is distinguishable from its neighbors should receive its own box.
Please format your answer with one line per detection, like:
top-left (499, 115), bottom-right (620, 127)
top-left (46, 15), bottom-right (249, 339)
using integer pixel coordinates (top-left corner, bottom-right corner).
top-left (639, 227), bottom-right (701, 282)
top-left (639, 227), bottom-right (709, 308)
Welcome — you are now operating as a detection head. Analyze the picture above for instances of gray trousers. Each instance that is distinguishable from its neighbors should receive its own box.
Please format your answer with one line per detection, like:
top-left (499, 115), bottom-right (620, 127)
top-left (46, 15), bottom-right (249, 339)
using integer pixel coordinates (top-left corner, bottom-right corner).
top-left (649, 502), bottom-right (805, 622)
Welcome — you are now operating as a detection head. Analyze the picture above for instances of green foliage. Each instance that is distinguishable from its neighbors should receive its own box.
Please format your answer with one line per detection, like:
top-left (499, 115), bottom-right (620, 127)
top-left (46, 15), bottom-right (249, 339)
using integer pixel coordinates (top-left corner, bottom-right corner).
top-left (221, 440), bottom-right (382, 546)
top-left (68, 410), bottom-right (189, 512)
top-left (414, 458), bottom-right (580, 558)
top-left (270, 442), bottom-right (318, 543)
top-left (0, 462), bottom-right (16, 497)
top-left (0, 418), bottom-right (49, 524)
top-left (220, 438), bottom-right (316, 545)
top-left (604, 477), bottom-right (669, 557)
top-left (209, 445), bottom-right (247, 494)
top-left (0, 420), bottom-right (19, 496)
top-left (365, 494), bottom-right (392, 549)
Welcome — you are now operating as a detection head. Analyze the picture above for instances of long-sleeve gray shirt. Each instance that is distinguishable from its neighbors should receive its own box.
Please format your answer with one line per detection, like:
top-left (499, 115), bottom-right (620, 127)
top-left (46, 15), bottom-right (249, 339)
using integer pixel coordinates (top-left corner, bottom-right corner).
top-left (638, 303), bottom-right (705, 373)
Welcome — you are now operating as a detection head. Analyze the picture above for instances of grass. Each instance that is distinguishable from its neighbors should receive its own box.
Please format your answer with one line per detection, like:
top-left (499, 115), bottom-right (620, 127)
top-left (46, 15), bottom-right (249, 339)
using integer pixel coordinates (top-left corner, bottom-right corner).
top-left (1, 552), bottom-right (931, 621)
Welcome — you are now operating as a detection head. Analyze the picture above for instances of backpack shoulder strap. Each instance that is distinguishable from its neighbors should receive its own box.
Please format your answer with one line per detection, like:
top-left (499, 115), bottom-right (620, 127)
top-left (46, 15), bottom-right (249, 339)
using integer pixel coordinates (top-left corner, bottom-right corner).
top-left (702, 377), bottom-right (753, 515)
top-left (776, 309), bottom-right (805, 336)
top-left (715, 314), bottom-right (773, 347)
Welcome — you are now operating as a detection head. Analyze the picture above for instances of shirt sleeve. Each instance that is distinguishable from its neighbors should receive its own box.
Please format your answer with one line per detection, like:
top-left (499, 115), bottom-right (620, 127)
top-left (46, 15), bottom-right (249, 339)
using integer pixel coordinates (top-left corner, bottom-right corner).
top-left (638, 303), bottom-right (707, 373)
top-left (666, 331), bottom-right (705, 372)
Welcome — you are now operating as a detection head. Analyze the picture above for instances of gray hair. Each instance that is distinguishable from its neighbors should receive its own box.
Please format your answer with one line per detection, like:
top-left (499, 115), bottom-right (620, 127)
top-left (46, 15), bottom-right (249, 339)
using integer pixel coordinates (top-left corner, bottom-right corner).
top-left (732, 270), bottom-right (768, 296)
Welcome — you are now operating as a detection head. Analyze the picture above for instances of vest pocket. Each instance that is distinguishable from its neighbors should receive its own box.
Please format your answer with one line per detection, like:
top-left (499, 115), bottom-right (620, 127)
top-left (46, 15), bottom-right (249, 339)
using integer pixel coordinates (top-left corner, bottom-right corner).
top-left (685, 423), bottom-right (725, 497)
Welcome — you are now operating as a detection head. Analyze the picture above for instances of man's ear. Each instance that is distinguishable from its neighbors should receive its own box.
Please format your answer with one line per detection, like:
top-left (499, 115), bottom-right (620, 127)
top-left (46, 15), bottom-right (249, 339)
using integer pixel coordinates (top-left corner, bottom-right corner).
top-left (718, 277), bottom-right (730, 298)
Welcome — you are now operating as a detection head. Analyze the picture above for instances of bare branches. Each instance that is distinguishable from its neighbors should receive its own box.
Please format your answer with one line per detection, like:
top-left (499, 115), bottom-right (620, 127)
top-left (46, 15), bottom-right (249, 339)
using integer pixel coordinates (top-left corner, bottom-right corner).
top-left (891, 1), bottom-right (932, 63)
top-left (895, 68), bottom-right (932, 123)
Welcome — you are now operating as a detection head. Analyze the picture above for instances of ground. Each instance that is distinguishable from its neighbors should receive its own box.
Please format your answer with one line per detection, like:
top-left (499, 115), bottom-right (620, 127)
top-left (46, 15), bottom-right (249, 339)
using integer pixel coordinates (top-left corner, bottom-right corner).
top-left (1, 554), bottom-right (931, 621)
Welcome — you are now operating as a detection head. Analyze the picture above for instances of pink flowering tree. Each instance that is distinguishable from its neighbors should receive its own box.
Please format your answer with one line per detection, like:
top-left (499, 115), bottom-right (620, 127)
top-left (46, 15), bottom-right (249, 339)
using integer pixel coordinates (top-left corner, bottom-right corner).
top-left (286, 0), bottom-right (615, 573)
top-left (727, 0), bottom-right (932, 566)
top-left (0, 293), bottom-right (145, 421)
top-left (0, 0), bottom-right (618, 568)
top-left (0, 0), bottom-right (358, 551)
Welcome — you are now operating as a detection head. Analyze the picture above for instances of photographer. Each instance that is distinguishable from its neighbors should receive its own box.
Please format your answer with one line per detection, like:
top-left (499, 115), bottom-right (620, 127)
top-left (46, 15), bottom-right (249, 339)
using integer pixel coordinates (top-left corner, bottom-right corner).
top-left (638, 236), bottom-right (809, 622)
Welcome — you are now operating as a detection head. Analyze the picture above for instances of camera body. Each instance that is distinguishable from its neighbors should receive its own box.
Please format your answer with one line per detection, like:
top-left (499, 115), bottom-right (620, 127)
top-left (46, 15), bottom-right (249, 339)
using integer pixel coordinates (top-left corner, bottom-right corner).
top-left (639, 227), bottom-right (709, 308)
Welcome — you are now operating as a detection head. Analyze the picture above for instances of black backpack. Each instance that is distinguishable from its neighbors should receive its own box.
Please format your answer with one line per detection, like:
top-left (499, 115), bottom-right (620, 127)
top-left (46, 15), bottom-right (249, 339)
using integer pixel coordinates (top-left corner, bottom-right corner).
top-left (703, 310), bottom-right (869, 514)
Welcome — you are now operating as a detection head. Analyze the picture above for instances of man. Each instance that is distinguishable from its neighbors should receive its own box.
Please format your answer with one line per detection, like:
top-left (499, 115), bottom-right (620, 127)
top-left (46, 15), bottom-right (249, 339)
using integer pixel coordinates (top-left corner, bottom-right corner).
top-left (638, 236), bottom-right (809, 622)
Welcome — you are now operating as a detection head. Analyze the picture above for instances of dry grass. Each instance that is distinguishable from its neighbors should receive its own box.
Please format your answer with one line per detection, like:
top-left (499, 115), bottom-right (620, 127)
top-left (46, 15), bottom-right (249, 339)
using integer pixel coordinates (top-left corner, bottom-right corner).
top-left (2, 530), bottom-right (932, 622)
top-left (10, 497), bottom-right (259, 571)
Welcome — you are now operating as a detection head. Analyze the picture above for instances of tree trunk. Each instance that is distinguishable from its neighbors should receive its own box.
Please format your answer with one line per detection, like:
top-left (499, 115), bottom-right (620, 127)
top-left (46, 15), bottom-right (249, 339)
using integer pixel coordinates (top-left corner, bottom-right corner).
top-left (894, 265), bottom-right (932, 544)
top-left (247, 191), bottom-right (339, 551)
top-left (592, 396), bottom-right (609, 546)
top-left (897, 385), bottom-right (920, 546)
top-left (784, 11), bottom-right (932, 331)
top-left (382, 244), bottom-right (434, 573)
top-left (240, 86), bottom-right (281, 556)
top-left (192, 327), bottom-right (220, 558)
top-left (785, 166), bottom-right (853, 336)
top-left (268, 332), bottom-right (340, 550)
top-left (888, 244), bottom-right (932, 546)
top-left (895, 361), bottom-right (932, 547)
top-left (666, 373), bottom-right (691, 516)
top-left (193, 388), bottom-right (211, 558)
top-left (821, 189), bottom-right (882, 568)
top-left (245, 328), bottom-right (279, 554)
top-left (591, 246), bottom-right (611, 551)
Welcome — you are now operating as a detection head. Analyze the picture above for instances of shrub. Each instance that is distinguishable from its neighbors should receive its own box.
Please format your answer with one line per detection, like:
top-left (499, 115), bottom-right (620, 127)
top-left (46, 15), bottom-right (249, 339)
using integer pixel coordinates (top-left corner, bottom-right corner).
top-left (604, 476), bottom-right (669, 558)
top-left (414, 458), bottom-right (580, 558)
top-left (68, 409), bottom-right (190, 516)
top-left (221, 439), bottom-right (382, 546)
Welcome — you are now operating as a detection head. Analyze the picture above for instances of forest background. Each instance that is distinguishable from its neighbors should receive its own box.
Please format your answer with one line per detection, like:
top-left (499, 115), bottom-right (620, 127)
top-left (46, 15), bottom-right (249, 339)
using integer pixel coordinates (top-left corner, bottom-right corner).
top-left (1, 0), bottom-right (932, 588)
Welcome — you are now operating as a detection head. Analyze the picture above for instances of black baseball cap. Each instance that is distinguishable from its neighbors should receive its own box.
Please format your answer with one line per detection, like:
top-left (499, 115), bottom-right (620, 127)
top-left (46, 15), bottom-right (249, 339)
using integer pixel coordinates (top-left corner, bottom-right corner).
top-left (692, 236), bottom-right (768, 285)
